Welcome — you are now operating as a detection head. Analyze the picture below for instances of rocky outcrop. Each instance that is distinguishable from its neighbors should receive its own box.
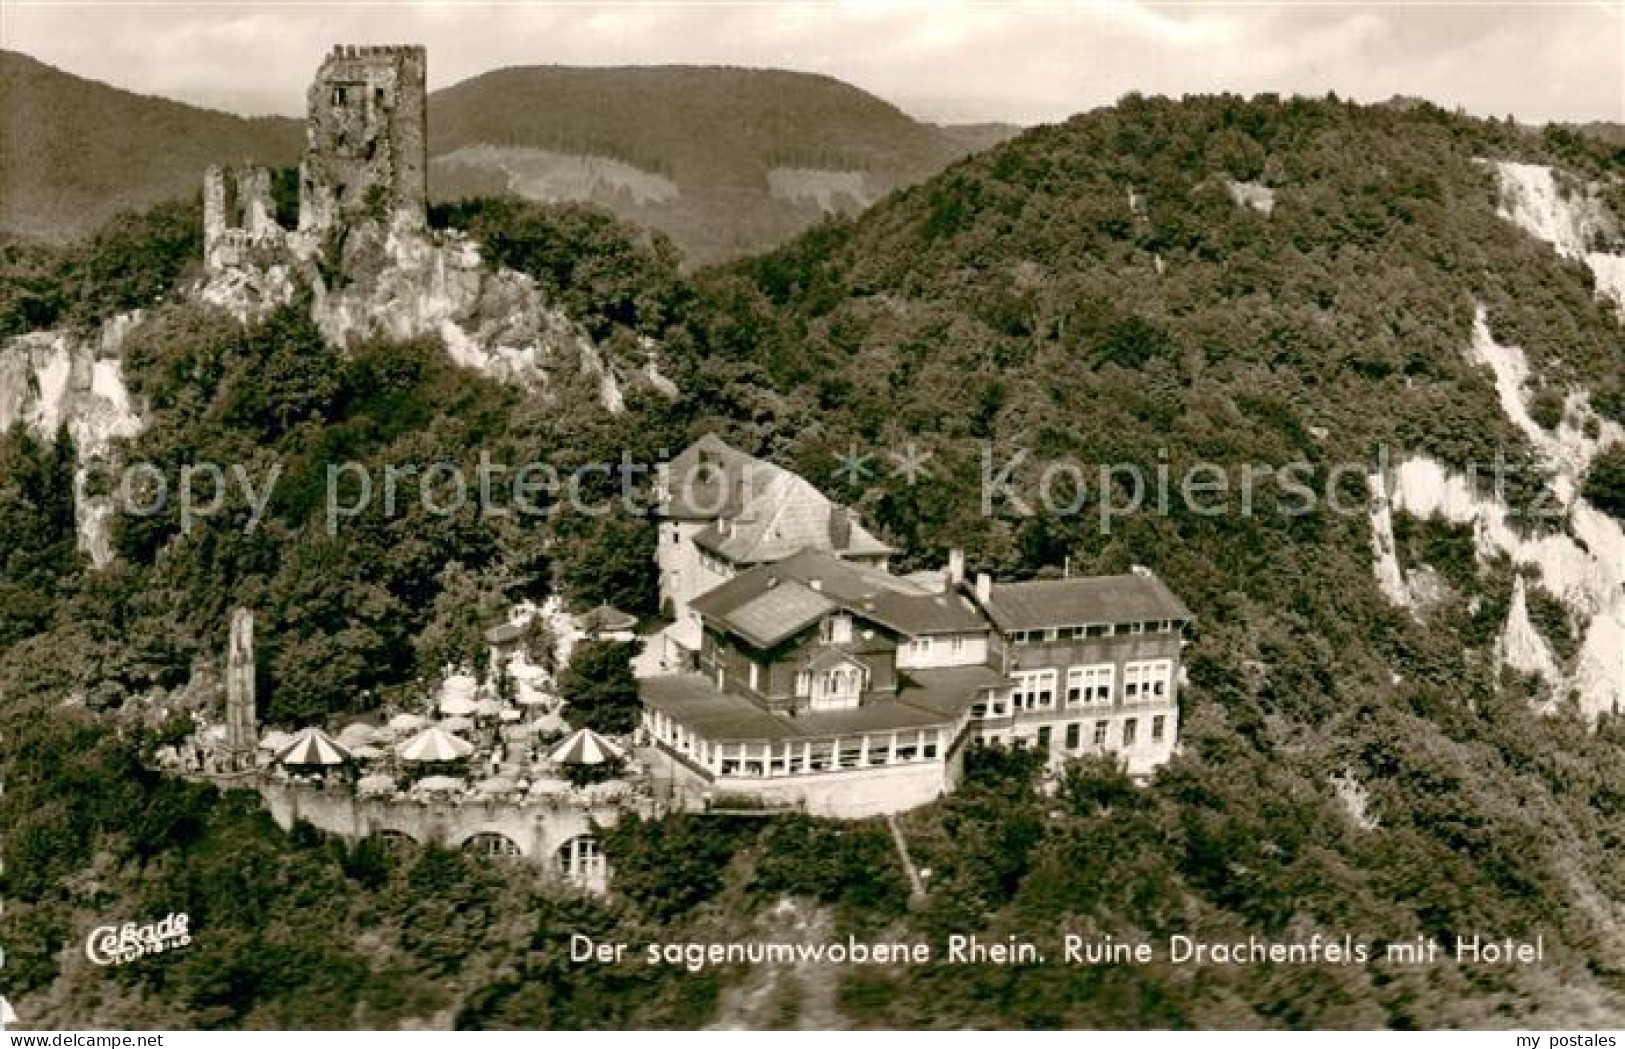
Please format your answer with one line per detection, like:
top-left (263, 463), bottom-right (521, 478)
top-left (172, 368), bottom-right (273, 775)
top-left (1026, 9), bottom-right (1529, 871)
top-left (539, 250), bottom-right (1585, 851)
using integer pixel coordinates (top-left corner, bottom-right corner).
top-left (0, 316), bottom-right (144, 566)
top-left (1485, 160), bottom-right (1625, 304)
top-left (195, 219), bottom-right (655, 408)
top-left (1377, 454), bottom-right (1625, 718)
top-left (1369, 300), bottom-right (1625, 717)
top-left (1498, 576), bottom-right (1563, 694)
top-left (1222, 178), bottom-right (1276, 216)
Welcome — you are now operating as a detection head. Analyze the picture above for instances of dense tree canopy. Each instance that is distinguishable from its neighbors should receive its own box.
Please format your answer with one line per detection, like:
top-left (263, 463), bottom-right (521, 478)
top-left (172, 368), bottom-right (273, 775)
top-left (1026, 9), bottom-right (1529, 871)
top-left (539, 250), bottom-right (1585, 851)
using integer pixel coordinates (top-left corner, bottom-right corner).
top-left (4, 95), bottom-right (1625, 1028)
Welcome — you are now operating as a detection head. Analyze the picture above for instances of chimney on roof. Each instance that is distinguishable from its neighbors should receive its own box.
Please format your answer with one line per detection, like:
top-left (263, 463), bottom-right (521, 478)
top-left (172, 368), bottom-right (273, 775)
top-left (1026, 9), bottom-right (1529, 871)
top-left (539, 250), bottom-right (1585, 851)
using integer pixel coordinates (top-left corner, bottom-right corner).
top-left (828, 505), bottom-right (852, 550)
top-left (809, 578), bottom-right (823, 592)
top-left (945, 547), bottom-right (966, 591)
top-left (974, 572), bottom-right (992, 604)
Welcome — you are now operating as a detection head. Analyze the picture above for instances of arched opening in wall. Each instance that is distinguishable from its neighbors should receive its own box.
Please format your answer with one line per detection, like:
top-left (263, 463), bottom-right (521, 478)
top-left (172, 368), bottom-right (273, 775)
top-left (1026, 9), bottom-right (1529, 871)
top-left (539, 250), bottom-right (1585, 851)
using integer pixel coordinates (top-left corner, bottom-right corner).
top-left (555, 834), bottom-right (605, 885)
top-left (461, 831), bottom-right (522, 859)
top-left (378, 829), bottom-right (418, 852)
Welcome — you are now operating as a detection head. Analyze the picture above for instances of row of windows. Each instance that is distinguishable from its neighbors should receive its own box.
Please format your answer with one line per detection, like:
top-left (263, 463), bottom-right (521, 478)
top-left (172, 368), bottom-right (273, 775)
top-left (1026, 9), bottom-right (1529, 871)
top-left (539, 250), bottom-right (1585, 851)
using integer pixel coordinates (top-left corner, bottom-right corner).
top-left (1008, 620), bottom-right (1178, 645)
top-left (793, 666), bottom-right (866, 707)
top-left (645, 711), bottom-right (944, 776)
top-left (907, 635), bottom-right (969, 657)
top-left (1012, 660), bottom-right (1172, 710)
top-left (1021, 714), bottom-right (1167, 752)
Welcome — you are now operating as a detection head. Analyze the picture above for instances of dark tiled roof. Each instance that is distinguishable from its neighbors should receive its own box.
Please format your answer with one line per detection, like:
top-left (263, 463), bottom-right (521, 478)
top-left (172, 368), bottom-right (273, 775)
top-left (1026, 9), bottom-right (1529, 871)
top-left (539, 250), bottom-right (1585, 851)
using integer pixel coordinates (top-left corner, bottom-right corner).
top-left (713, 581), bottom-right (835, 649)
top-left (691, 550), bottom-right (985, 647)
top-left (641, 674), bottom-right (800, 741)
top-left (662, 434), bottom-right (892, 562)
top-left (979, 572), bottom-right (1194, 633)
top-left (661, 433), bottom-right (758, 520)
top-left (870, 590), bottom-right (987, 635)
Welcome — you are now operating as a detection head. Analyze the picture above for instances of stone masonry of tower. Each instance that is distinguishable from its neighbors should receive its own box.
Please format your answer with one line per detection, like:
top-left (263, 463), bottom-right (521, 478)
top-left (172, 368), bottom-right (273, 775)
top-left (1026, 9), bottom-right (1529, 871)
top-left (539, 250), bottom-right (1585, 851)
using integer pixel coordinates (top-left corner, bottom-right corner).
top-left (203, 165), bottom-right (281, 270)
top-left (298, 44), bottom-right (428, 234)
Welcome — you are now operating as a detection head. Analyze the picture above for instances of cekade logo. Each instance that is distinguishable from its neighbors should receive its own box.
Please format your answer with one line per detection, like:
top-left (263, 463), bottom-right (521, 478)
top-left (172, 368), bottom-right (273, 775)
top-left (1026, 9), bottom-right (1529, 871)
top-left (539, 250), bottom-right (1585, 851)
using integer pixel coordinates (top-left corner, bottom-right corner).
top-left (85, 912), bottom-right (192, 967)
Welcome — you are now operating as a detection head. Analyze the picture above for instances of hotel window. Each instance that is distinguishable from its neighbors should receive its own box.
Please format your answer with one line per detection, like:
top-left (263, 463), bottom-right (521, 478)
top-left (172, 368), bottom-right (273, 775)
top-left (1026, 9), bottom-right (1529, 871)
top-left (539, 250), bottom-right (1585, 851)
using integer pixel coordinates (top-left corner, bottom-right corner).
top-left (1037, 726), bottom-right (1052, 750)
top-left (794, 671), bottom-right (812, 697)
top-left (1069, 626), bottom-right (1088, 639)
top-left (1066, 664), bottom-right (1114, 705)
top-left (817, 667), bottom-right (863, 703)
top-left (922, 730), bottom-right (940, 760)
top-left (950, 635), bottom-right (966, 655)
top-left (1012, 669), bottom-right (1057, 710)
top-left (1122, 660), bottom-right (1172, 704)
top-left (1093, 721), bottom-right (1109, 747)
top-left (1086, 624), bottom-right (1113, 638)
top-left (1152, 715), bottom-right (1166, 742)
top-left (1065, 723), bottom-right (1081, 749)
top-left (837, 738), bottom-right (864, 768)
top-left (910, 637), bottom-right (932, 657)
top-left (1044, 628), bottom-right (1060, 642)
top-left (894, 731), bottom-right (920, 762)
top-left (749, 662), bottom-right (760, 691)
top-left (1123, 718), bottom-right (1138, 746)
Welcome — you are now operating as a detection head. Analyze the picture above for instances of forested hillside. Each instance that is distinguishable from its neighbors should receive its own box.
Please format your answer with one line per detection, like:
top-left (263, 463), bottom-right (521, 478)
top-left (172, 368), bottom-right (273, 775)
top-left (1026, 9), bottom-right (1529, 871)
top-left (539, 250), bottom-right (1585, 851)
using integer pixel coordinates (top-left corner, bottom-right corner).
top-left (5, 93), bottom-right (1625, 1028)
top-left (0, 51), bottom-right (302, 243)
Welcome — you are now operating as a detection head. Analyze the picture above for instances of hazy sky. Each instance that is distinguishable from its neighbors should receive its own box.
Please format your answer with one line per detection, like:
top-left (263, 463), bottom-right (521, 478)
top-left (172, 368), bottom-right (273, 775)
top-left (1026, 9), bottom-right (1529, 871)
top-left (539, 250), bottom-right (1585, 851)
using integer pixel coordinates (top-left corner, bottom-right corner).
top-left (2, 1), bottom-right (1621, 125)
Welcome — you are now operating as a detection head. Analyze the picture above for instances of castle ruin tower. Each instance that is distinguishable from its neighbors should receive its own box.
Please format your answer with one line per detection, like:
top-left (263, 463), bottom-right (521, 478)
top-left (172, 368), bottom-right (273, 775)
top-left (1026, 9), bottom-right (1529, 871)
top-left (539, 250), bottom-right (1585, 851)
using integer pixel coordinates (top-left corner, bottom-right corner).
top-left (203, 164), bottom-right (282, 271)
top-left (224, 607), bottom-right (258, 772)
top-left (298, 44), bottom-right (428, 234)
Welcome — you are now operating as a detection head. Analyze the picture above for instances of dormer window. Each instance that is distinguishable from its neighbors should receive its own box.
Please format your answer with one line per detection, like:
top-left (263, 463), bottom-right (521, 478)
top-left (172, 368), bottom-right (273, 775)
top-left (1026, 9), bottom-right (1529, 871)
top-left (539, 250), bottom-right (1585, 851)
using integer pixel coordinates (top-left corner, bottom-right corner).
top-left (820, 614), bottom-right (852, 645)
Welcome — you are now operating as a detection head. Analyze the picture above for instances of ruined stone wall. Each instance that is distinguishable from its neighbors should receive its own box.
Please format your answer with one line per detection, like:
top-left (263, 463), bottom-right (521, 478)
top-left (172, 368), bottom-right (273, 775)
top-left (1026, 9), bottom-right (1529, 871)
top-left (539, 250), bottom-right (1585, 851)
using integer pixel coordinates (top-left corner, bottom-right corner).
top-left (204, 165), bottom-right (283, 271)
top-left (299, 44), bottom-right (428, 234)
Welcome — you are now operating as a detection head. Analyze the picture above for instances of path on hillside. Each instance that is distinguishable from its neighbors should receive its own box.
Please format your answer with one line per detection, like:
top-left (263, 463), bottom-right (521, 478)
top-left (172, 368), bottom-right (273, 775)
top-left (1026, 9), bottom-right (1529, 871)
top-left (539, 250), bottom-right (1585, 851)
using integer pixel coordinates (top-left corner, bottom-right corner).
top-left (886, 815), bottom-right (927, 904)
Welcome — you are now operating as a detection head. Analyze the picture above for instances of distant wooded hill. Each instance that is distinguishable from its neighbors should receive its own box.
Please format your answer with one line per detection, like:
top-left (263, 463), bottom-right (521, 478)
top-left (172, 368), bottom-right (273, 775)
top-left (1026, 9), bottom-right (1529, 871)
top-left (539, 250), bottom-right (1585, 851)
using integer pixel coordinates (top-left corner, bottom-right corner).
top-left (2, 51), bottom-right (1019, 265)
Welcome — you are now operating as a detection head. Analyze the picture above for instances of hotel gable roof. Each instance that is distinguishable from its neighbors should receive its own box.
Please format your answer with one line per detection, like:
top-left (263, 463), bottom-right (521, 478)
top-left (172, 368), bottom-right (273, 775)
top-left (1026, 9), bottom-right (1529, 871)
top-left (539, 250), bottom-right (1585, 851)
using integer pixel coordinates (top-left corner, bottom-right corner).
top-left (660, 434), bottom-right (893, 564)
top-left (689, 549), bottom-right (988, 651)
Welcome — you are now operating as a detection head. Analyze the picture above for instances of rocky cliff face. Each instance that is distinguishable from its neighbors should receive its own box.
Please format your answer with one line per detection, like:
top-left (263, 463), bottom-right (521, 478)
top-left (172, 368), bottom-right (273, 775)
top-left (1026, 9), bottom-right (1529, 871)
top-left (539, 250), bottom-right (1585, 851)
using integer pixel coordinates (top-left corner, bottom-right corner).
top-left (0, 210), bottom-right (664, 568)
top-left (1488, 160), bottom-right (1625, 304)
top-left (196, 219), bottom-right (641, 406)
top-left (1363, 164), bottom-right (1625, 719)
top-left (0, 315), bottom-right (144, 566)
top-left (1367, 297), bottom-right (1625, 718)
